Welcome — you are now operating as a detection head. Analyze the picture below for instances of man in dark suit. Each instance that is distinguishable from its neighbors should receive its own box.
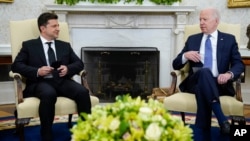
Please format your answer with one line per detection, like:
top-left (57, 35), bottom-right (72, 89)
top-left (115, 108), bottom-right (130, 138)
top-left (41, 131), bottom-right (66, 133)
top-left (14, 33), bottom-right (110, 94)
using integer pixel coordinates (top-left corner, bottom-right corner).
top-left (172, 7), bottom-right (244, 140)
top-left (11, 12), bottom-right (91, 141)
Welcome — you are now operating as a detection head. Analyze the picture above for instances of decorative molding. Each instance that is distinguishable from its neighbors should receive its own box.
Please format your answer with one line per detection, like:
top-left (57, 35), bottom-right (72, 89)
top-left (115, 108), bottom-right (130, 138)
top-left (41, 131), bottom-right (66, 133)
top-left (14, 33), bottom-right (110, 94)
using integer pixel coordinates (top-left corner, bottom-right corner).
top-left (106, 15), bottom-right (139, 28)
top-left (44, 4), bottom-right (196, 13)
top-left (0, 44), bottom-right (11, 55)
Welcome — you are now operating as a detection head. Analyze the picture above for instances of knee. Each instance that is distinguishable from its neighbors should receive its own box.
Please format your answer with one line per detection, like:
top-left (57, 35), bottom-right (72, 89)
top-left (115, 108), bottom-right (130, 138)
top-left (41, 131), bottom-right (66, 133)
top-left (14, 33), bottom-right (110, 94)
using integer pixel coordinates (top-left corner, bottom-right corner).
top-left (39, 91), bottom-right (57, 103)
top-left (75, 87), bottom-right (90, 98)
top-left (80, 87), bottom-right (89, 95)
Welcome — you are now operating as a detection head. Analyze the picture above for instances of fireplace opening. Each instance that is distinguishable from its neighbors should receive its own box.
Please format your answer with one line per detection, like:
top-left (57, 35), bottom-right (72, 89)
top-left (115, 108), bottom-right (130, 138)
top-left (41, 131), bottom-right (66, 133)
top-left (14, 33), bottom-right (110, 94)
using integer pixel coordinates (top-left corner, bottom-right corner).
top-left (81, 47), bottom-right (159, 102)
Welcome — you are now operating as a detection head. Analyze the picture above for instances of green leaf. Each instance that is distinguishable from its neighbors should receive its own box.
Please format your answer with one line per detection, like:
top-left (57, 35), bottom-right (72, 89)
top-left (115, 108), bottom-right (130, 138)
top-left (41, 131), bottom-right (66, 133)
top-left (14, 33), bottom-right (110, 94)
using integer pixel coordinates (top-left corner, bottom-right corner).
top-left (119, 120), bottom-right (130, 136)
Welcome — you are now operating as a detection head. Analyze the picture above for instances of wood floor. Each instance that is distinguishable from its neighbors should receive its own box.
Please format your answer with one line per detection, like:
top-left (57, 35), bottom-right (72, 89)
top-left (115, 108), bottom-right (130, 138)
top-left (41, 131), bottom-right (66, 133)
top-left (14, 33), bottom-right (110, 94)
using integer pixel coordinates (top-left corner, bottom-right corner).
top-left (1, 103), bottom-right (250, 118)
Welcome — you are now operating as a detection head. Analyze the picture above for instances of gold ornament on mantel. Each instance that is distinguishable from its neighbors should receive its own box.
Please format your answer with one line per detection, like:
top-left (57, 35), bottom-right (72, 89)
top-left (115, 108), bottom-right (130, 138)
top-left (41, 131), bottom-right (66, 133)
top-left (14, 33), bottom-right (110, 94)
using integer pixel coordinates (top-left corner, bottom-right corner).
top-left (247, 24), bottom-right (250, 50)
top-left (55, 0), bottom-right (182, 6)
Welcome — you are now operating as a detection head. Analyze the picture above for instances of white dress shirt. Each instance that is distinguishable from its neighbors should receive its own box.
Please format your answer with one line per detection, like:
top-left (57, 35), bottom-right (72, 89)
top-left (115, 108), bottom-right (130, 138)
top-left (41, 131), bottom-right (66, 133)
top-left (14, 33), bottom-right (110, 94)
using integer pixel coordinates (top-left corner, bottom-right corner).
top-left (199, 31), bottom-right (219, 77)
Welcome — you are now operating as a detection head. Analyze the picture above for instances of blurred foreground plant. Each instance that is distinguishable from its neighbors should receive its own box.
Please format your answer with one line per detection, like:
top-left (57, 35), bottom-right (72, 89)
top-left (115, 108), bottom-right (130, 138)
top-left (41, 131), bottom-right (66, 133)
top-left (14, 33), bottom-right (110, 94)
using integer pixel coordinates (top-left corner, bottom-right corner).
top-left (71, 95), bottom-right (193, 141)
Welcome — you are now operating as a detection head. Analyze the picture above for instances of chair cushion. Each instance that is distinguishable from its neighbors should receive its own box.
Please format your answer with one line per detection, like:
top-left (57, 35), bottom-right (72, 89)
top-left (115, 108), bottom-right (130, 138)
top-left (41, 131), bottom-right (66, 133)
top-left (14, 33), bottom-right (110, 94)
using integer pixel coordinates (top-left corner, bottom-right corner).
top-left (17, 96), bottom-right (99, 118)
top-left (163, 93), bottom-right (244, 116)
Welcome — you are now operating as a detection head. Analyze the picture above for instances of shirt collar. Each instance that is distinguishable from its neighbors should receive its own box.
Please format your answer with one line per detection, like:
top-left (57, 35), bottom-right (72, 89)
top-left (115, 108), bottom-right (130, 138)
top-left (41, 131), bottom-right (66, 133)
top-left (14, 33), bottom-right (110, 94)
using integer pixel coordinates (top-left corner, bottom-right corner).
top-left (40, 36), bottom-right (55, 45)
top-left (204, 30), bottom-right (218, 39)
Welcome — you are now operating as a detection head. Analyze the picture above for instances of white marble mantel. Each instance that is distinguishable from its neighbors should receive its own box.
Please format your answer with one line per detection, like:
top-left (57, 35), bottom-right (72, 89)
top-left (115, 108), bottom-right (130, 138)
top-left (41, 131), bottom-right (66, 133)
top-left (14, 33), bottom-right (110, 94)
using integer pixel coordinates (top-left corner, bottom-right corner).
top-left (44, 4), bottom-right (196, 13)
top-left (44, 4), bottom-right (196, 53)
top-left (44, 4), bottom-right (196, 87)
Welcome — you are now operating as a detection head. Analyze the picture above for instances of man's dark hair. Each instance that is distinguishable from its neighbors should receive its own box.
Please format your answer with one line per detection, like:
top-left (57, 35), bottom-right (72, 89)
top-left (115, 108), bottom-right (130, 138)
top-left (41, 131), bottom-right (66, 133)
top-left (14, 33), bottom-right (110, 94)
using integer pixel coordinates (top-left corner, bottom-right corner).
top-left (37, 12), bottom-right (58, 32)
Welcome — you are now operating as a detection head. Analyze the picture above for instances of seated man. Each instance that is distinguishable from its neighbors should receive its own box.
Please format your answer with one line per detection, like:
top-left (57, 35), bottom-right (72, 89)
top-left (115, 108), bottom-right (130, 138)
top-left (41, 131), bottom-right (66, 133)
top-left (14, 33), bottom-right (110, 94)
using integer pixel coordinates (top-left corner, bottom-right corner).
top-left (172, 7), bottom-right (244, 140)
top-left (11, 12), bottom-right (91, 141)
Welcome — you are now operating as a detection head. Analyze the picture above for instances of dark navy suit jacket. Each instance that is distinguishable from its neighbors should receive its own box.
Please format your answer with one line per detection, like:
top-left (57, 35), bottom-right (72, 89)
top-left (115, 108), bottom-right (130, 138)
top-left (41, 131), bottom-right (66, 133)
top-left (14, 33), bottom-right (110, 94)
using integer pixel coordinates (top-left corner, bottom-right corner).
top-left (172, 30), bottom-right (244, 96)
top-left (11, 37), bottom-right (84, 97)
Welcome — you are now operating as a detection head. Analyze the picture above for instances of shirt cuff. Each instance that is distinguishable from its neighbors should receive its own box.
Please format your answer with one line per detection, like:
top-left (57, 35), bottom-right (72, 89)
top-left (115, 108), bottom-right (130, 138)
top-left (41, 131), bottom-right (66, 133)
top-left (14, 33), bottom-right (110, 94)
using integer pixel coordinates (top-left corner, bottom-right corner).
top-left (227, 71), bottom-right (234, 79)
top-left (37, 68), bottom-right (40, 77)
top-left (182, 54), bottom-right (188, 64)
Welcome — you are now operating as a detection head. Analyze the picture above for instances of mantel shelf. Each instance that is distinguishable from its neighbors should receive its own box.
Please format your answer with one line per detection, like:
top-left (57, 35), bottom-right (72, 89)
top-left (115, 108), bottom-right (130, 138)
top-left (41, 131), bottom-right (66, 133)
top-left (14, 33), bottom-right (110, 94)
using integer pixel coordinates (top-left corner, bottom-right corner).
top-left (45, 4), bottom-right (196, 13)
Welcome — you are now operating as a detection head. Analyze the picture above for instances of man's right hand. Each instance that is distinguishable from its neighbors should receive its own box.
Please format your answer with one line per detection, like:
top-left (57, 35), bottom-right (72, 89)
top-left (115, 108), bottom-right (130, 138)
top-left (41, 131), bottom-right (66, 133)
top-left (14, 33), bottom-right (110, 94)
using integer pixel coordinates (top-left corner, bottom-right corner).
top-left (38, 66), bottom-right (54, 76)
top-left (184, 51), bottom-right (201, 63)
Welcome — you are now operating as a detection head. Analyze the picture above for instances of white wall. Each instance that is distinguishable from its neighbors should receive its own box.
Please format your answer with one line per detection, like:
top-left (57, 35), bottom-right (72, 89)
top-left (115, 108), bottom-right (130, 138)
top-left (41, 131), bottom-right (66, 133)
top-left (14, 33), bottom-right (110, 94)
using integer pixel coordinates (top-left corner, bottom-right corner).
top-left (1, 0), bottom-right (250, 46)
top-left (1, 0), bottom-right (250, 104)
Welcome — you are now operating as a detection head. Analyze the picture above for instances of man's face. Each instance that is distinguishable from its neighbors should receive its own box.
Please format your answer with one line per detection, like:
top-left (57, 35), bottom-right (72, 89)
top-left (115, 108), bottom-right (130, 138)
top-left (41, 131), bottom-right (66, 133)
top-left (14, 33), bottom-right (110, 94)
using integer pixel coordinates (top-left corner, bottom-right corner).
top-left (41, 19), bottom-right (59, 40)
top-left (199, 10), bottom-right (218, 34)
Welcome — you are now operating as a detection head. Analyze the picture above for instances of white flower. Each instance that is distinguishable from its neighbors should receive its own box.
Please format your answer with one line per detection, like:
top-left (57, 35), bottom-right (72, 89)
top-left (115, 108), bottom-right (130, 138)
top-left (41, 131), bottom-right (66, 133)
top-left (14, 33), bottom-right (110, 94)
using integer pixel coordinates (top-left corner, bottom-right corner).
top-left (139, 107), bottom-right (153, 115)
top-left (145, 123), bottom-right (162, 141)
top-left (139, 107), bottom-right (153, 121)
top-left (152, 115), bottom-right (163, 122)
top-left (109, 118), bottom-right (120, 131)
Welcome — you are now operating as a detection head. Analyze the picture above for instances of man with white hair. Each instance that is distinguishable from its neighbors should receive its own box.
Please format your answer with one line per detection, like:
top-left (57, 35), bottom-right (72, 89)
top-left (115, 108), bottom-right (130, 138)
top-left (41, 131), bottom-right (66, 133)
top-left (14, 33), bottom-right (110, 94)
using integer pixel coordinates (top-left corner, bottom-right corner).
top-left (172, 7), bottom-right (244, 140)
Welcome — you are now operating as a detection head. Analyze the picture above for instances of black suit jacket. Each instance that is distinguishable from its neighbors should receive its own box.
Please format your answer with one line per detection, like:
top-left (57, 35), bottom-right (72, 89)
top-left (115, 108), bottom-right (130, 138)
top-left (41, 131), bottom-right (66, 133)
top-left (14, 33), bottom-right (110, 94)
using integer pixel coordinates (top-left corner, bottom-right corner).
top-left (11, 37), bottom-right (84, 97)
top-left (172, 31), bottom-right (244, 96)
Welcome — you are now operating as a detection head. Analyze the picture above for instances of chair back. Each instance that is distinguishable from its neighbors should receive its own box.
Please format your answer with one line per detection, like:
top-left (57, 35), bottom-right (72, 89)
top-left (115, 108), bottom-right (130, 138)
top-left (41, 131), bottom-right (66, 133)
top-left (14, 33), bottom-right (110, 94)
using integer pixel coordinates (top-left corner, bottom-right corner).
top-left (184, 22), bottom-right (241, 45)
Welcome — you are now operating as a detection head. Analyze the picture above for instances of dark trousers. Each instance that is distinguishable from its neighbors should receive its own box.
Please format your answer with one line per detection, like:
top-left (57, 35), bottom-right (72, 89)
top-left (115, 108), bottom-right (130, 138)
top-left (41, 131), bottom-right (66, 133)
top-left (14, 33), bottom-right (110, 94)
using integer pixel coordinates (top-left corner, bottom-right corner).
top-left (186, 68), bottom-right (218, 128)
top-left (186, 68), bottom-right (220, 141)
top-left (34, 78), bottom-right (91, 141)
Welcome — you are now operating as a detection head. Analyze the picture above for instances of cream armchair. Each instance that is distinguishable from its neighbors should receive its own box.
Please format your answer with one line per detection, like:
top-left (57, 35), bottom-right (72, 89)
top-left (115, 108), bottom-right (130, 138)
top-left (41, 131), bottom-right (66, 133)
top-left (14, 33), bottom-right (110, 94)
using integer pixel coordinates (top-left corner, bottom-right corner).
top-left (163, 22), bottom-right (245, 125)
top-left (9, 19), bottom-right (99, 141)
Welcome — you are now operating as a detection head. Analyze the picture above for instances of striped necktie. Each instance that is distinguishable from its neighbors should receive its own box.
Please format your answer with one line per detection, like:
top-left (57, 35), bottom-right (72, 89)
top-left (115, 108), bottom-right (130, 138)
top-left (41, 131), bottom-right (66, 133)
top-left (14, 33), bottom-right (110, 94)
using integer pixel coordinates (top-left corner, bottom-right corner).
top-left (203, 35), bottom-right (212, 70)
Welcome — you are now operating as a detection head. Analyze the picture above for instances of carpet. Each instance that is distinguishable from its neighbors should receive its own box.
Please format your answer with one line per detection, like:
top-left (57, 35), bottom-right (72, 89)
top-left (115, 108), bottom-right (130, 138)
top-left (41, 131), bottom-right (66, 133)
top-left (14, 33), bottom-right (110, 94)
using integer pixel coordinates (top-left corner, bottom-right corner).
top-left (0, 113), bottom-right (248, 141)
top-left (0, 113), bottom-right (218, 131)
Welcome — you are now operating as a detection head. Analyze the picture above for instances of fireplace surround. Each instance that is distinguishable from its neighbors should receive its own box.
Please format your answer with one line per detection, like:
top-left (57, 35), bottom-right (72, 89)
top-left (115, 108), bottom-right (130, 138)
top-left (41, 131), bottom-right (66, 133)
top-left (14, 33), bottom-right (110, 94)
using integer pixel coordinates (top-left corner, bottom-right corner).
top-left (44, 4), bottom-right (196, 89)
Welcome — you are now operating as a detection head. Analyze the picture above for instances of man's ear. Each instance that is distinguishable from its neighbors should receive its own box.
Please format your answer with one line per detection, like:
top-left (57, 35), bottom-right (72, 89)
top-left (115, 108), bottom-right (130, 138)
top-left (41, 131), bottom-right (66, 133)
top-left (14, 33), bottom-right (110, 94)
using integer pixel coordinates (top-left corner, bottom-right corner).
top-left (40, 25), bottom-right (46, 32)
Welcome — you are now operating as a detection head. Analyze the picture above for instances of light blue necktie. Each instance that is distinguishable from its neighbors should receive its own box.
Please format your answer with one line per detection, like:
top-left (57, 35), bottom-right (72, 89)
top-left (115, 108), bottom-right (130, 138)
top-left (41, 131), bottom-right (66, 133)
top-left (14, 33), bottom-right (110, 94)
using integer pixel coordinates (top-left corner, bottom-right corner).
top-left (203, 35), bottom-right (212, 70)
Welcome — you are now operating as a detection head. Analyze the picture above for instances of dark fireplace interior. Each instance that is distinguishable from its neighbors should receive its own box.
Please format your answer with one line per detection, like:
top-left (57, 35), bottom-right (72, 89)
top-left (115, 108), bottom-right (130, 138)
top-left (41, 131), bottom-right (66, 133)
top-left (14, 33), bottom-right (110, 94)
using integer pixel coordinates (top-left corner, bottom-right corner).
top-left (81, 47), bottom-right (159, 102)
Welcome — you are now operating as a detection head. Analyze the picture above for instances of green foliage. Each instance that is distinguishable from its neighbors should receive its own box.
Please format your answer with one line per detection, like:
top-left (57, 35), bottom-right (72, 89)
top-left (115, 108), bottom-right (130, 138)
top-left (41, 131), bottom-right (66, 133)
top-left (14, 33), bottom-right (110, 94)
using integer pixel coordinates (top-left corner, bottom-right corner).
top-left (55, 0), bottom-right (181, 6)
top-left (71, 95), bottom-right (193, 141)
top-left (149, 0), bottom-right (181, 5)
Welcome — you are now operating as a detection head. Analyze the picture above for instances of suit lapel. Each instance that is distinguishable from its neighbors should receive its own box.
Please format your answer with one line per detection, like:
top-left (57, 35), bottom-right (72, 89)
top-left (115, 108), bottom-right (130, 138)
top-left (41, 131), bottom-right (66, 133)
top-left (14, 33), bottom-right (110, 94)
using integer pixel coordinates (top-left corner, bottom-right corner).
top-left (37, 37), bottom-right (47, 65)
top-left (195, 34), bottom-right (203, 51)
top-left (216, 31), bottom-right (224, 68)
top-left (54, 40), bottom-right (62, 61)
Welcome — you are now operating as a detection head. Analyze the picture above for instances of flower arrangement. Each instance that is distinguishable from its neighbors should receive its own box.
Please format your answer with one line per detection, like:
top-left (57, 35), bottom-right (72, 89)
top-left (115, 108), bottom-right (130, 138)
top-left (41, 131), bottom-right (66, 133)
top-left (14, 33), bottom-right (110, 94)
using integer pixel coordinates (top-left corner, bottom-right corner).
top-left (71, 95), bottom-right (193, 141)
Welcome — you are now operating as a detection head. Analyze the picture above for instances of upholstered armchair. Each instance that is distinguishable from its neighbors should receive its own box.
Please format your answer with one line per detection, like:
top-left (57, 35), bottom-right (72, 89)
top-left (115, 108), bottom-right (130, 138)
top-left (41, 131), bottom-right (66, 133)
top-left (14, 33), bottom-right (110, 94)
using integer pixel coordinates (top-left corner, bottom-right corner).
top-left (9, 19), bottom-right (99, 141)
top-left (163, 22), bottom-right (245, 125)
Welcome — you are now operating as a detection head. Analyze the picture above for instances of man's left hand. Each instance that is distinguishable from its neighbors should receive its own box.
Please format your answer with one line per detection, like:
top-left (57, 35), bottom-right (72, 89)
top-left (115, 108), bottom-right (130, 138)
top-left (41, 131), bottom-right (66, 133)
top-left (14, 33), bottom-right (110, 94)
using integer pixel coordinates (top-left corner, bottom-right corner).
top-left (58, 65), bottom-right (68, 77)
top-left (217, 72), bottom-right (232, 84)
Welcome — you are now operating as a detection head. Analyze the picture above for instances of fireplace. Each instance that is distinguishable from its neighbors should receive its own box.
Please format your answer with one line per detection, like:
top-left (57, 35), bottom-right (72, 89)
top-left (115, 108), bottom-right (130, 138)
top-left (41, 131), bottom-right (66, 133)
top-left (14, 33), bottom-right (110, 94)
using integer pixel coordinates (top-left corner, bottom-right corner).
top-left (45, 4), bottom-right (196, 89)
top-left (82, 47), bottom-right (159, 101)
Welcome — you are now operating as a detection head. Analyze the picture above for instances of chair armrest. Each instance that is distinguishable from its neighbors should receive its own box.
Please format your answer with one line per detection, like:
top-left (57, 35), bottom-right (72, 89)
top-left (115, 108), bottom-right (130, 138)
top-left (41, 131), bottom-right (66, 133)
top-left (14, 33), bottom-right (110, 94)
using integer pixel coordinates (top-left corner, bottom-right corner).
top-left (79, 70), bottom-right (87, 77)
top-left (169, 69), bottom-right (244, 102)
top-left (168, 70), bottom-right (180, 96)
top-left (79, 70), bottom-right (94, 95)
top-left (235, 73), bottom-right (244, 102)
top-left (9, 71), bottom-right (24, 104)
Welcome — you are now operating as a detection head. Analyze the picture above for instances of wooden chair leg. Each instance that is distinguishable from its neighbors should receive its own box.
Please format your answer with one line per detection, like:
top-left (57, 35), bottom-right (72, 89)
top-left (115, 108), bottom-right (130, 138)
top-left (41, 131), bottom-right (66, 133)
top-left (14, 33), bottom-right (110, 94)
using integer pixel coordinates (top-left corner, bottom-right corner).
top-left (14, 118), bottom-right (30, 141)
top-left (68, 114), bottom-right (73, 128)
top-left (180, 112), bottom-right (186, 124)
top-left (16, 123), bottom-right (25, 141)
